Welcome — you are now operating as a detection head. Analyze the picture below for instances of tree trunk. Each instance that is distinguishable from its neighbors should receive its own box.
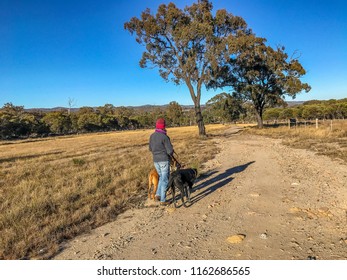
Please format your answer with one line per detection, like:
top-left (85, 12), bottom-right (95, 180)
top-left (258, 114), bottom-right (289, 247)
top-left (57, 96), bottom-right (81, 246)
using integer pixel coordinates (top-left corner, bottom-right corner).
top-left (194, 104), bottom-right (206, 136)
top-left (185, 78), bottom-right (206, 136)
top-left (255, 110), bottom-right (264, 128)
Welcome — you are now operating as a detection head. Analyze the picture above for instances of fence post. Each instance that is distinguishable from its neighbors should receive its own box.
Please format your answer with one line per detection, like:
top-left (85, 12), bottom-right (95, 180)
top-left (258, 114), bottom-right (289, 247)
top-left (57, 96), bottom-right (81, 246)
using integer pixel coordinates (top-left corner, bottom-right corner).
top-left (316, 118), bottom-right (318, 129)
top-left (330, 119), bottom-right (333, 131)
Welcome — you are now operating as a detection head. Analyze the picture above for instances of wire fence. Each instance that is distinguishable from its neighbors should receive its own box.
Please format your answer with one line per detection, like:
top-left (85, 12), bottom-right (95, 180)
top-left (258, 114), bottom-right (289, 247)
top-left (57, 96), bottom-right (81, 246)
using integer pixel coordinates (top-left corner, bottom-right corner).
top-left (265, 118), bottom-right (347, 131)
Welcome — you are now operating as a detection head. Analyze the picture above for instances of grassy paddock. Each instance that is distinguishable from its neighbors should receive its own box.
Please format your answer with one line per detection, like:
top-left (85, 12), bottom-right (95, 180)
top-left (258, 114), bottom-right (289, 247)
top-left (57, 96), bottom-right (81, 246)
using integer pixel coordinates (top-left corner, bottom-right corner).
top-left (244, 119), bottom-right (347, 162)
top-left (0, 124), bottom-right (227, 259)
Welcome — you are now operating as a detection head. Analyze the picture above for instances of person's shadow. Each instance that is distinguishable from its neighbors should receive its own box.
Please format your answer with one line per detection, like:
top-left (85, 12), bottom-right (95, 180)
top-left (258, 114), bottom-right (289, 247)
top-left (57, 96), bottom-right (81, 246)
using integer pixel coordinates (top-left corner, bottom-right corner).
top-left (189, 161), bottom-right (255, 205)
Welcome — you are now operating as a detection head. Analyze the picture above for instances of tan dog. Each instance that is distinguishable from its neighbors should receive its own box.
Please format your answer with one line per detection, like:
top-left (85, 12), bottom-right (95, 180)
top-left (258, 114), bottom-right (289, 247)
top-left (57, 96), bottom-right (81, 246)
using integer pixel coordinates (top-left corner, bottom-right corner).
top-left (148, 168), bottom-right (160, 200)
top-left (148, 155), bottom-right (181, 200)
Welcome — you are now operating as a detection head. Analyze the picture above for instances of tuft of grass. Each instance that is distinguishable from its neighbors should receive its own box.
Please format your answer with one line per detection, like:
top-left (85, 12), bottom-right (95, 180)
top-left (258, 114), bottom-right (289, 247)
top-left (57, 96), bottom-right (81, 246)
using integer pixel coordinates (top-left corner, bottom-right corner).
top-left (72, 158), bottom-right (86, 166)
top-left (0, 124), bottom-right (227, 259)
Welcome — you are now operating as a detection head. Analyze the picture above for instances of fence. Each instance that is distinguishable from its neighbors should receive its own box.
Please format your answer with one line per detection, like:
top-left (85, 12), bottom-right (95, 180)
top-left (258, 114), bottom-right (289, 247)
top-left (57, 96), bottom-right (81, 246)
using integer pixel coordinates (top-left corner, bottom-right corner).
top-left (285, 118), bottom-right (346, 131)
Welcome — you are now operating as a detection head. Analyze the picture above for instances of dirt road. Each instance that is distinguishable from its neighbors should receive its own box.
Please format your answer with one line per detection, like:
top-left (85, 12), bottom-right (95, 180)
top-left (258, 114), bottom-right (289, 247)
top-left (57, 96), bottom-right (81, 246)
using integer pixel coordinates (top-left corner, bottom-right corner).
top-left (55, 127), bottom-right (347, 260)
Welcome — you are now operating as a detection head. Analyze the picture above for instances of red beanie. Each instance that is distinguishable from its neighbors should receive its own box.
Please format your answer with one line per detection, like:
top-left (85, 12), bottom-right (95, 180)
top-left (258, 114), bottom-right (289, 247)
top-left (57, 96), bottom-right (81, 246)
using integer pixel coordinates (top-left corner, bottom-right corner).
top-left (156, 118), bottom-right (166, 129)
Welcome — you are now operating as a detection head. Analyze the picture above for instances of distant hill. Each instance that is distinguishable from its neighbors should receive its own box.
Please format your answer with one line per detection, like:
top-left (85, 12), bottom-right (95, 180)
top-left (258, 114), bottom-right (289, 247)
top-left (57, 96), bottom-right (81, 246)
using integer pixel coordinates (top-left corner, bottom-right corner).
top-left (25, 101), bottom-right (305, 112)
top-left (25, 104), bottom-right (197, 112)
top-left (25, 107), bottom-right (79, 112)
top-left (286, 101), bottom-right (305, 107)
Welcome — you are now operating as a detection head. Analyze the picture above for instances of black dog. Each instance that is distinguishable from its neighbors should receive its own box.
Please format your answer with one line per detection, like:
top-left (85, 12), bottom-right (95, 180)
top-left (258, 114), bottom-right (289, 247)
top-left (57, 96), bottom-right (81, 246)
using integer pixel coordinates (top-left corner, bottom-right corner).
top-left (167, 168), bottom-right (197, 208)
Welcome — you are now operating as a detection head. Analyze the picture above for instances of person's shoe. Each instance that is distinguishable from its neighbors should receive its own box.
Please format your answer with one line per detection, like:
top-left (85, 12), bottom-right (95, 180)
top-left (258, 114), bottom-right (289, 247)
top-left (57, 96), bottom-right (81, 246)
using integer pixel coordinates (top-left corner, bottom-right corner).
top-left (155, 196), bottom-right (160, 201)
top-left (160, 201), bottom-right (170, 206)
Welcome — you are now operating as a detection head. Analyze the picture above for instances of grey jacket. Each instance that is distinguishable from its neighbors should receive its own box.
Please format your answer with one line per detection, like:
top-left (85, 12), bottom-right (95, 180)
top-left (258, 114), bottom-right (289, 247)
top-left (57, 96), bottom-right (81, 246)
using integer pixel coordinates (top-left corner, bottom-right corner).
top-left (149, 131), bottom-right (174, 162)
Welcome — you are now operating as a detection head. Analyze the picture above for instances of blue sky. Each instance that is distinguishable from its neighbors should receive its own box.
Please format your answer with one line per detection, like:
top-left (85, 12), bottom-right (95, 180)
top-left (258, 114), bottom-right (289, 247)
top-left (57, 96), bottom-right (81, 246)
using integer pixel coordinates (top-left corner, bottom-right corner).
top-left (1, 0), bottom-right (346, 109)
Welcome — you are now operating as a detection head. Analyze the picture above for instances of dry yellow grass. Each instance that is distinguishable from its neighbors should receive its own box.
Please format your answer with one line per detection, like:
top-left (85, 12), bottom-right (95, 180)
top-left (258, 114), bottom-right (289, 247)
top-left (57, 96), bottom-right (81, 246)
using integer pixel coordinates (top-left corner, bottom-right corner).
top-left (0, 124), bottom-right (226, 259)
top-left (245, 119), bottom-right (347, 163)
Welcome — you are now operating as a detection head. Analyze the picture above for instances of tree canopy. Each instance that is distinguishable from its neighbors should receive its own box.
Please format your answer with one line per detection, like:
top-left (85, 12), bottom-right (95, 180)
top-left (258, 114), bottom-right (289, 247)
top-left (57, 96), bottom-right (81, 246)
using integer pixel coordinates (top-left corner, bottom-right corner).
top-left (124, 0), bottom-right (252, 135)
top-left (209, 35), bottom-right (311, 127)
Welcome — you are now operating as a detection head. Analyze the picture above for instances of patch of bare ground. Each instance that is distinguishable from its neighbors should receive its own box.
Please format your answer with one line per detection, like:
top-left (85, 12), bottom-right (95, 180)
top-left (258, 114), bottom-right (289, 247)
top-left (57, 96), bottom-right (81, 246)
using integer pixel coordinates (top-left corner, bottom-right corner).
top-left (55, 126), bottom-right (347, 260)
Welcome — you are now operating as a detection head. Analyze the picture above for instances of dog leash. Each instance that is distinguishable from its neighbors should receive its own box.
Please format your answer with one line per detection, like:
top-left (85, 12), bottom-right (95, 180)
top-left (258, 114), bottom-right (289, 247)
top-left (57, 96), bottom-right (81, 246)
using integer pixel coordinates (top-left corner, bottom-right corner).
top-left (171, 151), bottom-right (182, 169)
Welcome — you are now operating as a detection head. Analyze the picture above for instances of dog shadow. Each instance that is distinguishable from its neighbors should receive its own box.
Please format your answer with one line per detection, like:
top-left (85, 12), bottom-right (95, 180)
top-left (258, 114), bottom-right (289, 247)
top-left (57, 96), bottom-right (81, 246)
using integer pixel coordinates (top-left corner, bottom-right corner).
top-left (189, 161), bottom-right (255, 205)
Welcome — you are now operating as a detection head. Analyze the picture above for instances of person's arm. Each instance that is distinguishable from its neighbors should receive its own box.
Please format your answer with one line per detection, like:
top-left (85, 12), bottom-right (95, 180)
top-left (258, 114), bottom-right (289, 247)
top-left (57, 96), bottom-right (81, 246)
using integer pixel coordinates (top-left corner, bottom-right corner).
top-left (164, 136), bottom-right (174, 156)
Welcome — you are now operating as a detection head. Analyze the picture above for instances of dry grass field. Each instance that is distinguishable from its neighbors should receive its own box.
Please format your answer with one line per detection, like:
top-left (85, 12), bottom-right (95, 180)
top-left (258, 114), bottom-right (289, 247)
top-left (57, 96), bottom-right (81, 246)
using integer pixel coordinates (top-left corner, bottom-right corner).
top-left (244, 119), bottom-right (347, 163)
top-left (0, 124), bottom-right (226, 259)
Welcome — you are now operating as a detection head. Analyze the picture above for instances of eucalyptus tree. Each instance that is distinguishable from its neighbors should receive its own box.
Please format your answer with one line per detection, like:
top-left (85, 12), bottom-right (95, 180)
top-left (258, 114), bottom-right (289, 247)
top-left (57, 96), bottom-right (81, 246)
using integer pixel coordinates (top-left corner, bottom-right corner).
top-left (263, 108), bottom-right (281, 123)
top-left (42, 111), bottom-right (72, 134)
top-left (209, 35), bottom-right (311, 128)
top-left (166, 101), bottom-right (183, 126)
top-left (205, 92), bottom-right (244, 123)
top-left (124, 0), bottom-right (251, 136)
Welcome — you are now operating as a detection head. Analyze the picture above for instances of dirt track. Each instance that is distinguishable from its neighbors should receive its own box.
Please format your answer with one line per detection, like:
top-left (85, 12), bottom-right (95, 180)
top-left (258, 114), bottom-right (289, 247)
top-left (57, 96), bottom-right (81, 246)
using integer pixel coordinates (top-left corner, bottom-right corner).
top-left (55, 127), bottom-right (347, 260)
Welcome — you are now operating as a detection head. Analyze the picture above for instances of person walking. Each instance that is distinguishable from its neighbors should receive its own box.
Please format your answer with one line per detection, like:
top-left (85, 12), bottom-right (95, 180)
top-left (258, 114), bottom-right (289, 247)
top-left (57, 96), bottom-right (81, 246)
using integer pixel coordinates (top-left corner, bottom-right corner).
top-left (149, 118), bottom-right (173, 206)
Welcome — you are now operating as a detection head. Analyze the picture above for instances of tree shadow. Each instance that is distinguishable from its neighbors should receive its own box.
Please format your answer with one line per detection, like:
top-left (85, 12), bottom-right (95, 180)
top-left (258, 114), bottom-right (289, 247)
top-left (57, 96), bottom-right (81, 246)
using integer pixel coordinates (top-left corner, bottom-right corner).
top-left (207, 127), bottom-right (243, 139)
top-left (0, 151), bottom-right (63, 164)
top-left (190, 161), bottom-right (255, 205)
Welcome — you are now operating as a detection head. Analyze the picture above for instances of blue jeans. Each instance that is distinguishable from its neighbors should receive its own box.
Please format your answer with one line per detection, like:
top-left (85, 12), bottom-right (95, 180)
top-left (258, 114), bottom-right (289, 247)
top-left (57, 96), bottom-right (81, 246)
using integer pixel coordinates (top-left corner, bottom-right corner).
top-left (154, 161), bottom-right (170, 202)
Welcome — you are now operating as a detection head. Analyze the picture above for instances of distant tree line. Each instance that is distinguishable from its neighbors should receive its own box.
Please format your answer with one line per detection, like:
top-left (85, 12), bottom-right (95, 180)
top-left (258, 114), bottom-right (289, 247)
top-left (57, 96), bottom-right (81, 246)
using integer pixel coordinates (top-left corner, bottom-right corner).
top-left (1, 98), bottom-right (346, 139)
top-left (0, 102), bottom-right (193, 139)
top-left (263, 98), bottom-right (347, 123)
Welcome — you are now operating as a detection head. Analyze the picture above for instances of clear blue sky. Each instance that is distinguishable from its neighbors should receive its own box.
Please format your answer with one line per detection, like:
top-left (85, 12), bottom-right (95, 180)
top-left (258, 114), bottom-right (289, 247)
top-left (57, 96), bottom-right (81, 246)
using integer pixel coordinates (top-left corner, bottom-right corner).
top-left (1, 0), bottom-right (346, 109)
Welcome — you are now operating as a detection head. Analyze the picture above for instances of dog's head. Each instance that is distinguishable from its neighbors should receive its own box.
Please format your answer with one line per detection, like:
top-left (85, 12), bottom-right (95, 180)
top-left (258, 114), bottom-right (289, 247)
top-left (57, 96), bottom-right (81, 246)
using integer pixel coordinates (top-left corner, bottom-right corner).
top-left (191, 168), bottom-right (198, 179)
